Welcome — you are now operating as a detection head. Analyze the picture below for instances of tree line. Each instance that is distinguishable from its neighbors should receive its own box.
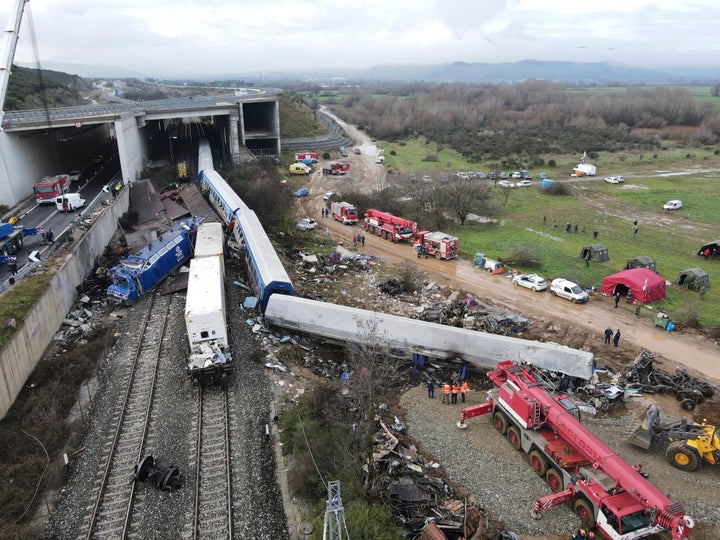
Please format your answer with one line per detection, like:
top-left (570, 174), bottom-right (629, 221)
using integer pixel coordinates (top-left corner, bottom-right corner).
top-left (326, 81), bottom-right (720, 159)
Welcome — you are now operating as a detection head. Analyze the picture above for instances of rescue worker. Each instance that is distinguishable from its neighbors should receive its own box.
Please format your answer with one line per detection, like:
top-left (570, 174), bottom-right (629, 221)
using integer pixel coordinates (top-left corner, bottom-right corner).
top-left (8, 255), bottom-right (18, 275)
top-left (460, 380), bottom-right (469, 403)
top-left (451, 382), bottom-right (459, 404)
top-left (426, 379), bottom-right (434, 399)
top-left (416, 243), bottom-right (423, 258)
top-left (62, 199), bottom-right (69, 213)
top-left (441, 383), bottom-right (451, 404)
top-left (570, 530), bottom-right (586, 540)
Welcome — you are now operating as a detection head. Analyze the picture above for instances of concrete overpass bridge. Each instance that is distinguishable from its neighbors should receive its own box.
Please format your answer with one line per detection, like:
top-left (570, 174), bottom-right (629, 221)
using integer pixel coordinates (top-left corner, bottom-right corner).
top-left (0, 88), bottom-right (282, 207)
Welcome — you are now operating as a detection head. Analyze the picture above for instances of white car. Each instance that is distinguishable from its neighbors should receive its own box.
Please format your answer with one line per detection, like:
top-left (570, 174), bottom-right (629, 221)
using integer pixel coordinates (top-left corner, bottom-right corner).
top-left (498, 180), bottom-right (515, 188)
top-left (663, 200), bottom-right (683, 210)
top-left (550, 278), bottom-right (589, 304)
top-left (605, 176), bottom-right (625, 184)
top-left (516, 180), bottom-right (533, 188)
top-left (297, 218), bottom-right (318, 231)
top-left (323, 191), bottom-right (337, 201)
top-left (511, 171), bottom-right (523, 179)
top-left (512, 273), bottom-right (547, 292)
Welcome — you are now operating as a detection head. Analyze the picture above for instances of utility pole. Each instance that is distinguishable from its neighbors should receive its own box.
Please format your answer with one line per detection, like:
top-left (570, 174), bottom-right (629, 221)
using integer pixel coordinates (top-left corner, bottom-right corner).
top-left (322, 480), bottom-right (346, 540)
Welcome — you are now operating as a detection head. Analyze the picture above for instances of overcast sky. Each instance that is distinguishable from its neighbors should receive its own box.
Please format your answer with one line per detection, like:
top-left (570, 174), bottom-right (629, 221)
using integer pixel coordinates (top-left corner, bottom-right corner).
top-left (1, 0), bottom-right (719, 77)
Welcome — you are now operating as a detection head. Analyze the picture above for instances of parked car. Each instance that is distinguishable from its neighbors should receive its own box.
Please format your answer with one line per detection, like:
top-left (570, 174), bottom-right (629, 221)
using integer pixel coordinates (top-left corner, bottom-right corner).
top-left (375, 155), bottom-right (385, 164)
top-left (422, 175), bottom-right (432, 183)
top-left (68, 170), bottom-right (81, 183)
top-left (516, 180), bottom-right (533, 188)
top-left (354, 148), bottom-right (361, 155)
top-left (519, 170), bottom-right (532, 180)
top-left (457, 172), bottom-right (471, 180)
top-left (512, 273), bottom-right (547, 292)
top-left (511, 171), bottom-right (523, 179)
top-left (605, 176), bottom-right (625, 184)
top-left (550, 278), bottom-right (589, 304)
top-left (475, 172), bottom-right (487, 180)
top-left (323, 191), bottom-right (337, 201)
top-left (536, 172), bottom-right (548, 180)
top-left (294, 187), bottom-right (310, 197)
top-left (297, 218), bottom-right (317, 231)
top-left (663, 200), bottom-right (683, 210)
top-left (498, 172), bottom-right (509, 180)
top-left (498, 180), bottom-right (515, 188)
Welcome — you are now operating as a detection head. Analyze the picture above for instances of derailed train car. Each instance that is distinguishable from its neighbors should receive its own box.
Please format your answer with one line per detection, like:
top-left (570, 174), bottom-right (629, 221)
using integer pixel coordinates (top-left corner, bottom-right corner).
top-left (197, 139), bottom-right (294, 309)
top-left (185, 254), bottom-right (231, 384)
top-left (185, 222), bottom-right (231, 384)
top-left (265, 295), bottom-right (594, 379)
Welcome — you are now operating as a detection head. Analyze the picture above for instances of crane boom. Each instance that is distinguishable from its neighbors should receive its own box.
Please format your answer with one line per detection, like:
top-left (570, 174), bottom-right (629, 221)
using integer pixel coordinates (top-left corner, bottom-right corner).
top-left (0, 0), bottom-right (29, 127)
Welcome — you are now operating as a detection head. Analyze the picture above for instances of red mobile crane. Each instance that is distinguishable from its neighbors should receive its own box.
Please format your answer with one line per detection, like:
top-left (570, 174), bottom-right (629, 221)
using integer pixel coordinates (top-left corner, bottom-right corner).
top-left (457, 361), bottom-right (694, 540)
top-left (363, 209), bottom-right (416, 242)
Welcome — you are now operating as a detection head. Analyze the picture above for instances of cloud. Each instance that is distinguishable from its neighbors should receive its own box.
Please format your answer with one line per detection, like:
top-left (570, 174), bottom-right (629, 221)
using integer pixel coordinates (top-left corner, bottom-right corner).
top-left (0, 0), bottom-right (718, 76)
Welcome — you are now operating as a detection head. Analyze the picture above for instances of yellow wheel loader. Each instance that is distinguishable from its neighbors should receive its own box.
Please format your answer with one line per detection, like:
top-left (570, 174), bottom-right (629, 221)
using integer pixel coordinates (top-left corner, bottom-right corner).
top-left (627, 404), bottom-right (720, 472)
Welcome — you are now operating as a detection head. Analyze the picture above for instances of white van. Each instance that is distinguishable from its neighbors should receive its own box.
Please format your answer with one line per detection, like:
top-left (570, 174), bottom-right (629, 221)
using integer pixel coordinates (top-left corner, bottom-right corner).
top-left (55, 193), bottom-right (86, 212)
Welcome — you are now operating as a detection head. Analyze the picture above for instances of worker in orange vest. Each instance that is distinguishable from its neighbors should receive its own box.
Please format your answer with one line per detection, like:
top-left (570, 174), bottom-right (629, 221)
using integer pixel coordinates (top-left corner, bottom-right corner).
top-left (441, 383), bottom-right (451, 404)
top-left (460, 381), bottom-right (469, 403)
top-left (451, 383), bottom-right (459, 404)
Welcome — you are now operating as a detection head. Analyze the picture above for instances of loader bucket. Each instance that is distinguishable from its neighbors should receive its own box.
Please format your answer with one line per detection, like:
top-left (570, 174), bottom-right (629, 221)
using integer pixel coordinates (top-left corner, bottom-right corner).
top-left (627, 405), bottom-right (660, 450)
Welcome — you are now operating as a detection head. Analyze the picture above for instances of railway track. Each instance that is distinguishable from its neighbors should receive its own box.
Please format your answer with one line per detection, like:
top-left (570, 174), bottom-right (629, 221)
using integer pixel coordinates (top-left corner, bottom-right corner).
top-left (82, 293), bottom-right (172, 540)
top-left (191, 383), bottom-right (234, 540)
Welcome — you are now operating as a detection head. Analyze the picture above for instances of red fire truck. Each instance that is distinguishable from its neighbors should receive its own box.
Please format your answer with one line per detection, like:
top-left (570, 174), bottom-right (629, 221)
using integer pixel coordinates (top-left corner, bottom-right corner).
top-left (322, 162), bottom-right (350, 175)
top-left (295, 152), bottom-right (319, 163)
top-left (458, 361), bottom-right (695, 540)
top-left (363, 209), bottom-right (416, 242)
top-left (33, 174), bottom-right (69, 204)
top-left (414, 231), bottom-right (458, 260)
top-left (330, 201), bottom-right (359, 225)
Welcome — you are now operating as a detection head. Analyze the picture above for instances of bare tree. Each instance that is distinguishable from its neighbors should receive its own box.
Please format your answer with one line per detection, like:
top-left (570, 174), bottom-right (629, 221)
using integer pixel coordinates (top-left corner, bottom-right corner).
top-left (438, 178), bottom-right (492, 225)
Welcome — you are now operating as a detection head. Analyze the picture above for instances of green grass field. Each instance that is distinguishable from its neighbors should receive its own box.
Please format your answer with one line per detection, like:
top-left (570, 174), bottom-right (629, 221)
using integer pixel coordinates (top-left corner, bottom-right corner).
top-left (439, 172), bottom-right (720, 328)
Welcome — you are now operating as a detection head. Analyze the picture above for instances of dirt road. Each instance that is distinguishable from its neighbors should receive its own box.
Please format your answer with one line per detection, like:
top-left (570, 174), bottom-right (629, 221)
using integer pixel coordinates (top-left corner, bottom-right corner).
top-left (300, 113), bottom-right (720, 386)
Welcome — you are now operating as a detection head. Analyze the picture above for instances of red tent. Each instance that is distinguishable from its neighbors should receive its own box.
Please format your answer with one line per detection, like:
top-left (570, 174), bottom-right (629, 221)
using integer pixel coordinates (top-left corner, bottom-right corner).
top-left (600, 268), bottom-right (666, 304)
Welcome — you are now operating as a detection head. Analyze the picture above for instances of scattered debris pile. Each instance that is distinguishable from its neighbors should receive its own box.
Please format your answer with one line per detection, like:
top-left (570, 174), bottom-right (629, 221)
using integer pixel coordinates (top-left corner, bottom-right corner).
top-left (621, 351), bottom-right (716, 411)
top-left (372, 405), bottom-right (495, 540)
top-left (418, 297), bottom-right (528, 334)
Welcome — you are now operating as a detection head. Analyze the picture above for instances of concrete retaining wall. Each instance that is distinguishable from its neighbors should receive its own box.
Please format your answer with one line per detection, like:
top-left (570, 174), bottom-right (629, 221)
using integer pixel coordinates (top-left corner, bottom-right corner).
top-left (0, 190), bottom-right (129, 419)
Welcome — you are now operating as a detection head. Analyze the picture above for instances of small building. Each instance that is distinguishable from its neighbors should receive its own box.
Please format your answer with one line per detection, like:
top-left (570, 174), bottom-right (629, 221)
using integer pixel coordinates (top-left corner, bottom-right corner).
top-left (625, 256), bottom-right (657, 273)
top-left (677, 268), bottom-right (710, 291)
top-left (580, 244), bottom-right (609, 263)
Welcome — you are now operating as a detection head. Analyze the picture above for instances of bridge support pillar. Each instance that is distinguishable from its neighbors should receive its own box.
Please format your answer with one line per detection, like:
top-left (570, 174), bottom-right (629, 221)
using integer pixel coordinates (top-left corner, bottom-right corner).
top-left (229, 109), bottom-right (242, 166)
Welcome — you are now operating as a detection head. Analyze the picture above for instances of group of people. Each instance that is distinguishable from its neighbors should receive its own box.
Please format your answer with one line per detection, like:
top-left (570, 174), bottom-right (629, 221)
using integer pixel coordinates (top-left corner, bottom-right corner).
top-left (701, 246), bottom-right (718, 259)
top-left (321, 207), bottom-right (329, 218)
top-left (426, 380), bottom-right (469, 404)
top-left (604, 327), bottom-right (621, 346)
top-left (544, 217), bottom-right (597, 239)
top-left (416, 244), bottom-right (429, 258)
top-left (570, 529), bottom-right (595, 540)
top-left (353, 233), bottom-right (365, 246)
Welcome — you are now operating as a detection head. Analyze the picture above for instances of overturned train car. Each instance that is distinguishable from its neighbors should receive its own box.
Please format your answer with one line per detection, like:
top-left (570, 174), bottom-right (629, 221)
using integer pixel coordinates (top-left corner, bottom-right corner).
top-left (264, 295), bottom-right (594, 379)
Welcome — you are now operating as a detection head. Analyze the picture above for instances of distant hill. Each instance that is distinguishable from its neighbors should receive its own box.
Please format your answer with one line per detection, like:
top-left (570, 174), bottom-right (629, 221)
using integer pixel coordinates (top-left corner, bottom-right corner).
top-left (4, 65), bottom-right (91, 110)
top-left (226, 60), bottom-right (720, 86)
